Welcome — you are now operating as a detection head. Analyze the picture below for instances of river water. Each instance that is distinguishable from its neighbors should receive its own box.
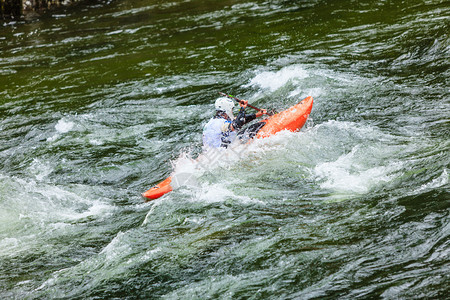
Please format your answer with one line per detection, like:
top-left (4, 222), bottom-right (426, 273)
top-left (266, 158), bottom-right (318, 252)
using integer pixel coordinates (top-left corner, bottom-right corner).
top-left (1, 0), bottom-right (449, 298)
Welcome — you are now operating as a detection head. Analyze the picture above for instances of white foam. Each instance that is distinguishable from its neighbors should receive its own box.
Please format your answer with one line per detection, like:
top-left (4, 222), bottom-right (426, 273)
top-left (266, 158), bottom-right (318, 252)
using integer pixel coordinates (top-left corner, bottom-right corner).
top-left (46, 135), bottom-right (58, 142)
top-left (55, 119), bottom-right (74, 133)
top-left (169, 144), bottom-right (251, 188)
top-left (27, 158), bottom-right (57, 181)
top-left (141, 247), bottom-right (162, 261)
top-left (195, 183), bottom-right (236, 202)
top-left (47, 118), bottom-right (75, 141)
top-left (0, 173), bottom-right (115, 235)
top-left (0, 238), bottom-right (19, 253)
top-left (188, 182), bottom-right (261, 205)
top-left (289, 87), bottom-right (323, 99)
top-left (417, 169), bottom-right (448, 192)
top-left (161, 147), bottom-right (266, 204)
top-left (245, 65), bottom-right (309, 92)
top-left (89, 139), bottom-right (104, 146)
top-left (59, 201), bottom-right (114, 221)
top-left (314, 146), bottom-right (396, 194)
top-left (100, 231), bottom-right (127, 257)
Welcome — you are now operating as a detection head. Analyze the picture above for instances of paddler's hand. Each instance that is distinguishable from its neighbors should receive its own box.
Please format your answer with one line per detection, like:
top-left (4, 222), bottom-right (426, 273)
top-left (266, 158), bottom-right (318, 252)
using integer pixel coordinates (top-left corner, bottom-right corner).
top-left (256, 109), bottom-right (267, 118)
top-left (239, 100), bottom-right (248, 108)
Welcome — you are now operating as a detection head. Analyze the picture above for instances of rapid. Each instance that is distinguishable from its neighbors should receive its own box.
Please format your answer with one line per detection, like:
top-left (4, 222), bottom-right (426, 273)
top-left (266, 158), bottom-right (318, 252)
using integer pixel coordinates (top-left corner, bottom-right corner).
top-left (1, 0), bottom-right (449, 298)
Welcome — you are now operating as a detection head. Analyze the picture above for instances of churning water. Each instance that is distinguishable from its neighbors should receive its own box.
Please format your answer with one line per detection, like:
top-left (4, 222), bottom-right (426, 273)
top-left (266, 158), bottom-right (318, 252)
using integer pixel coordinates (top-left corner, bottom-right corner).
top-left (1, 0), bottom-right (449, 298)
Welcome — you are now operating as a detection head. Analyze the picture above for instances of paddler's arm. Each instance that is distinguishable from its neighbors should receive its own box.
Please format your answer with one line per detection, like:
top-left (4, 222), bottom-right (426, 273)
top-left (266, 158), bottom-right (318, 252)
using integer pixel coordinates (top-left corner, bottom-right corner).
top-left (229, 100), bottom-right (267, 131)
top-left (240, 100), bottom-right (267, 118)
top-left (255, 109), bottom-right (267, 118)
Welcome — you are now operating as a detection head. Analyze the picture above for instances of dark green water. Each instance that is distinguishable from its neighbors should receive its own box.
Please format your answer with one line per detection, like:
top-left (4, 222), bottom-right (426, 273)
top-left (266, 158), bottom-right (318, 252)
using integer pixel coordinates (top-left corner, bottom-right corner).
top-left (1, 0), bottom-right (449, 298)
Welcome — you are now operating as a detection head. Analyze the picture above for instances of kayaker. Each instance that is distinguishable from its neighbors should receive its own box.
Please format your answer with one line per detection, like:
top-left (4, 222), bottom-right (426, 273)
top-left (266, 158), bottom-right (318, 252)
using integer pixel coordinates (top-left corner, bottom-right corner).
top-left (203, 97), bottom-right (267, 148)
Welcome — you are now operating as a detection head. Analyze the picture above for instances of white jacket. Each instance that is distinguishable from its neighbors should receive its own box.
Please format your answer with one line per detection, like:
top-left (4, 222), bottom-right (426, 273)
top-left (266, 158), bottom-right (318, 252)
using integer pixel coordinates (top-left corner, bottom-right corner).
top-left (202, 118), bottom-right (237, 148)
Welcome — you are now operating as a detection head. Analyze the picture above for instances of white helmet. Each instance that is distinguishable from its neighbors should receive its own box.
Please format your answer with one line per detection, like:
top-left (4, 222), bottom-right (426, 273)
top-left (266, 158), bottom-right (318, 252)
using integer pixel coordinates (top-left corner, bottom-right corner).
top-left (215, 97), bottom-right (234, 118)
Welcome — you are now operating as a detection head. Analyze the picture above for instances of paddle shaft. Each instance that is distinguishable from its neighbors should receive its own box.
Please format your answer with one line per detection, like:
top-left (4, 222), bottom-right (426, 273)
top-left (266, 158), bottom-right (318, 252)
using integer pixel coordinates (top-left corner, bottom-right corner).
top-left (218, 92), bottom-right (273, 116)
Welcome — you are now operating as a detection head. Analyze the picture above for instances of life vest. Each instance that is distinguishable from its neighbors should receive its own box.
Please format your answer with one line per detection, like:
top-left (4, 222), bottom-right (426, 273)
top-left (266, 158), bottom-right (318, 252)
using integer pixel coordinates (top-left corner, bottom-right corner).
top-left (202, 117), bottom-right (237, 148)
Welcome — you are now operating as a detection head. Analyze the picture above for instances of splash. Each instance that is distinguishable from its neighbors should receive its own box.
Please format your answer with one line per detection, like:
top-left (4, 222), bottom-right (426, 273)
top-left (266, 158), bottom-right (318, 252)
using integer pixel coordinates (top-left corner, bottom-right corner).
top-left (314, 146), bottom-right (396, 195)
top-left (55, 119), bottom-right (74, 134)
top-left (245, 65), bottom-right (309, 92)
top-left (417, 169), bottom-right (449, 192)
top-left (47, 118), bottom-right (75, 142)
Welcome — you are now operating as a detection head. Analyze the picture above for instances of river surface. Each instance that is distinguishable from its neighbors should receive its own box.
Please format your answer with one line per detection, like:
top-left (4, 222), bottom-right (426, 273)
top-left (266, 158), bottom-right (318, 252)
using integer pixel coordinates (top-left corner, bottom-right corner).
top-left (1, 0), bottom-right (449, 298)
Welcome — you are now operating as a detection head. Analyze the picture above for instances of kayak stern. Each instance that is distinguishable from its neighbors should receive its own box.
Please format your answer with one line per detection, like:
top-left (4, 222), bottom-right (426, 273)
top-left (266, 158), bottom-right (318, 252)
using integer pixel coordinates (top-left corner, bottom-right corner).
top-left (142, 176), bottom-right (173, 201)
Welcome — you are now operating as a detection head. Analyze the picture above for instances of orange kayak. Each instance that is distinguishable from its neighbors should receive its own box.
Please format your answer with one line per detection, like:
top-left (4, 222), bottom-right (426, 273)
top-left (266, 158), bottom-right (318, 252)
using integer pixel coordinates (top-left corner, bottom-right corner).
top-left (142, 176), bottom-right (173, 200)
top-left (256, 96), bottom-right (313, 138)
top-left (142, 96), bottom-right (313, 201)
